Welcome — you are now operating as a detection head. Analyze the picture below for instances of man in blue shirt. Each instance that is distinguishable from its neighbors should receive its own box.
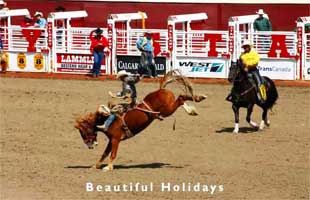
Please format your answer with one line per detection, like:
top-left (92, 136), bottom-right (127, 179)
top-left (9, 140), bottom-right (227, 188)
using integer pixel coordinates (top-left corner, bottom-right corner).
top-left (136, 31), bottom-right (157, 77)
top-left (34, 12), bottom-right (47, 28)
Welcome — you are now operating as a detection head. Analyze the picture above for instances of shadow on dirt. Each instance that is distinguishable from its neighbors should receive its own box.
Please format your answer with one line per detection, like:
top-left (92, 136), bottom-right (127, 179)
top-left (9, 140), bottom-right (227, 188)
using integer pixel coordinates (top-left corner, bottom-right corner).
top-left (65, 163), bottom-right (184, 169)
top-left (216, 127), bottom-right (258, 133)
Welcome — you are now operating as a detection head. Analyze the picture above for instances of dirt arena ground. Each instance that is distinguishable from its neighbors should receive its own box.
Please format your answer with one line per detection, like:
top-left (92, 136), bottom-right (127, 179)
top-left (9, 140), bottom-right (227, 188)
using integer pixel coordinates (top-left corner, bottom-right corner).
top-left (0, 77), bottom-right (309, 200)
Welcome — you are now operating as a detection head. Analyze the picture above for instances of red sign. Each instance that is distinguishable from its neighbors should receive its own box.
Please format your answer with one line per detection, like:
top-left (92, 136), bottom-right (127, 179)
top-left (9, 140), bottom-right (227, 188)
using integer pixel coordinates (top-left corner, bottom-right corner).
top-left (47, 22), bottom-right (53, 48)
top-left (107, 23), bottom-right (113, 50)
top-left (204, 33), bottom-right (223, 57)
top-left (56, 54), bottom-right (106, 73)
top-left (267, 35), bottom-right (291, 58)
top-left (297, 26), bottom-right (303, 53)
top-left (228, 26), bottom-right (234, 53)
top-left (168, 24), bottom-right (173, 51)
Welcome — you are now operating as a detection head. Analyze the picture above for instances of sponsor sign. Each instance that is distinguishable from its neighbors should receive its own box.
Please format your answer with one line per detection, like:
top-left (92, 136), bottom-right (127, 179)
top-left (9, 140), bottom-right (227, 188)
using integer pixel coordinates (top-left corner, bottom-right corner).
top-left (175, 57), bottom-right (227, 78)
top-left (303, 59), bottom-right (310, 80)
top-left (56, 54), bottom-right (106, 73)
top-left (17, 53), bottom-right (26, 69)
top-left (258, 59), bottom-right (296, 80)
top-left (116, 55), bottom-right (166, 75)
top-left (34, 53), bottom-right (44, 70)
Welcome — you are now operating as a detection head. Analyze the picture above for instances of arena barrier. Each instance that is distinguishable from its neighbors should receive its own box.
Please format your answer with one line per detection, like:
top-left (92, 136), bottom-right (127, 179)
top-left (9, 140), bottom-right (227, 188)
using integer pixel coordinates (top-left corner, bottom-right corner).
top-left (296, 16), bottom-right (310, 80)
top-left (1, 9), bottom-right (309, 81)
top-left (48, 10), bottom-right (110, 74)
top-left (229, 14), bottom-right (299, 80)
top-left (167, 13), bottom-right (230, 78)
top-left (1, 9), bottom-right (50, 73)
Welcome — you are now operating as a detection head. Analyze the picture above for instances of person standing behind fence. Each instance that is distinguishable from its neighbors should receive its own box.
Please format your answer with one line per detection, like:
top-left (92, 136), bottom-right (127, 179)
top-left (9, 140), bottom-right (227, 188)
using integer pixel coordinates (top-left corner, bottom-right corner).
top-left (90, 28), bottom-right (108, 77)
top-left (34, 12), bottom-right (47, 28)
top-left (136, 31), bottom-right (157, 78)
top-left (254, 9), bottom-right (272, 50)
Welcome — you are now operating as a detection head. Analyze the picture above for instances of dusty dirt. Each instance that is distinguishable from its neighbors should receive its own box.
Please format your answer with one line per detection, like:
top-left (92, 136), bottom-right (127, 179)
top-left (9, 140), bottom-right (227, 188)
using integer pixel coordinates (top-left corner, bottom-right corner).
top-left (0, 77), bottom-right (309, 200)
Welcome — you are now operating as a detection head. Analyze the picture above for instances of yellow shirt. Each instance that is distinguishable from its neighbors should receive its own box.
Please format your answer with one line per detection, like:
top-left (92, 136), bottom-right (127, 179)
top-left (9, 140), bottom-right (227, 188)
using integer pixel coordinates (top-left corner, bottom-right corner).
top-left (240, 49), bottom-right (260, 69)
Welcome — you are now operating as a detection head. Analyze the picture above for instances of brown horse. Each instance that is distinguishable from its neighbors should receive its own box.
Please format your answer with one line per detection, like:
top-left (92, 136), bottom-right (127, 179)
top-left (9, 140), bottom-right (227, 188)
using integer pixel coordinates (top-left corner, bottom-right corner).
top-left (75, 70), bottom-right (206, 171)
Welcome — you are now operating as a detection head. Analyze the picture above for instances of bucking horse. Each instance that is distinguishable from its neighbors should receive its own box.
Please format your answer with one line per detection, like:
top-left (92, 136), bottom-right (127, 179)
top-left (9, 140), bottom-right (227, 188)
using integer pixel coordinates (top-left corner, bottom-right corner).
top-left (74, 70), bottom-right (207, 171)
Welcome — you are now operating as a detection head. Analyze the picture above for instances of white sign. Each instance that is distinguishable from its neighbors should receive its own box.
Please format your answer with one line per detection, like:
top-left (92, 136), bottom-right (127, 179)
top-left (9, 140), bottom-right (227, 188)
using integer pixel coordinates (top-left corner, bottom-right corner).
top-left (304, 59), bottom-right (310, 80)
top-left (175, 57), bottom-right (228, 78)
top-left (258, 58), bottom-right (297, 80)
top-left (6, 52), bottom-right (48, 72)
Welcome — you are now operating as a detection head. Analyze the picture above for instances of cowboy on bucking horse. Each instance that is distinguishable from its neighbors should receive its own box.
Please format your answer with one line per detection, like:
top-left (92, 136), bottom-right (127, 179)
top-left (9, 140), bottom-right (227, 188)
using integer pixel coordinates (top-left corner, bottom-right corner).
top-left (98, 70), bottom-right (141, 132)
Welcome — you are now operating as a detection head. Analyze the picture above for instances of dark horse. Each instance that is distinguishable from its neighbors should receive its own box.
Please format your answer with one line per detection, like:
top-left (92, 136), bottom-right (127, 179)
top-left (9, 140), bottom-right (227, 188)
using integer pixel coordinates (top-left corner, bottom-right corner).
top-left (227, 60), bottom-right (278, 133)
top-left (75, 71), bottom-right (206, 171)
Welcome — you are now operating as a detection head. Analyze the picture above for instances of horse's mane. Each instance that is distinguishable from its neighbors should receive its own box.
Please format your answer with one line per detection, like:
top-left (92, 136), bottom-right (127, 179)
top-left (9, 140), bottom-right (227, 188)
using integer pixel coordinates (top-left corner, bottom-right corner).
top-left (159, 69), bottom-right (194, 97)
top-left (74, 112), bottom-right (98, 135)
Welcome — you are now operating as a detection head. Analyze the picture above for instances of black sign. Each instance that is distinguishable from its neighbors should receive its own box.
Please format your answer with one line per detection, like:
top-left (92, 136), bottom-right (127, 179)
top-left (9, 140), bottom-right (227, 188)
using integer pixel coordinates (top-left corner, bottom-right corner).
top-left (116, 55), bottom-right (166, 75)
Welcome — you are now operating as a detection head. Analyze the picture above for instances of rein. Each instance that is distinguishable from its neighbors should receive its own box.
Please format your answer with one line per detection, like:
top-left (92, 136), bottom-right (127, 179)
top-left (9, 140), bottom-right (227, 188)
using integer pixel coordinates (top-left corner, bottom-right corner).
top-left (240, 85), bottom-right (255, 96)
top-left (134, 100), bottom-right (160, 114)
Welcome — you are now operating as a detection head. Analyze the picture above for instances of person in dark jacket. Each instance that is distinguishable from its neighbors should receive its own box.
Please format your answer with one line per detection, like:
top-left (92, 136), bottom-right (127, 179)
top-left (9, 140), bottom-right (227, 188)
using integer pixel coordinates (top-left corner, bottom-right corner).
top-left (254, 9), bottom-right (272, 50)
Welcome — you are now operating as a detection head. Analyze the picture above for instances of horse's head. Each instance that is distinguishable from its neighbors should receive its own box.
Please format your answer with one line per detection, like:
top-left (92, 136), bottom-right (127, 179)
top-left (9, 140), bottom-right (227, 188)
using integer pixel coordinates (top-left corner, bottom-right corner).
top-left (74, 112), bottom-right (101, 149)
top-left (228, 60), bottom-right (242, 83)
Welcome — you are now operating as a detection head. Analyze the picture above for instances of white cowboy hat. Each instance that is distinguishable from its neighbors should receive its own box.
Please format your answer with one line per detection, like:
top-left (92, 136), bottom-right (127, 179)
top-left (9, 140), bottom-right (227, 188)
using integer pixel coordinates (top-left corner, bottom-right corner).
top-left (116, 70), bottom-right (130, 78)
top-left (0, 0), bottom-right (5, 5)
top-left (242, 40), bottom-right (253, 47)
top-left (145, 30), bottom-right (152, 35)
top-left (256, 9), bottom-right (265, 15)
top-left (34, 12), bottom-right (43, 17)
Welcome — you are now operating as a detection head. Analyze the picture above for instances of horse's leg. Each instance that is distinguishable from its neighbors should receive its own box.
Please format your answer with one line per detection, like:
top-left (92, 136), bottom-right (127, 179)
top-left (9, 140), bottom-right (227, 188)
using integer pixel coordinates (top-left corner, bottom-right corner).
top-left (92, 139), bottom-right (112, 169)
top-left (232, 104), bottom-right (239, 133)
top-left (259, 108), bottom-right (270, 130)
top-left (246, 104), bottom-right (258, 129)
top-left (179, 94), bottom-right (207, 102)
top-left (103, 137), bottom-right (120, 172)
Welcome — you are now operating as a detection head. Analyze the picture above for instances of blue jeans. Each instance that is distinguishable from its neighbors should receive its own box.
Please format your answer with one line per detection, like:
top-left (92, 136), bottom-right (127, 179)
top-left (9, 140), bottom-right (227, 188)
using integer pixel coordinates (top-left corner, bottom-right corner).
top-left (104, 114), bottom-right (116, 130)
top-left (92, 51), bottom-right (104, 75)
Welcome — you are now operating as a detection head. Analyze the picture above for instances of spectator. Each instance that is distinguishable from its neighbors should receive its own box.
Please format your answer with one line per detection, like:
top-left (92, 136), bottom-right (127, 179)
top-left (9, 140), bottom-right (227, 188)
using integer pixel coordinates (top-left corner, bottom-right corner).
top-left (254, 9), bottom-right (272, 32)
top-left (89, 28), bottom-right (108, 77)
top-left (34, 12), bottom-right (47, 28)
top-left (0, 0), bottom-right (8, 11)
top-left (20, 15), bottom-right (34, 28)
top-left (136, 31), bottom-right (157, 78)
top-left (254, 9), bottom-right (272, 50)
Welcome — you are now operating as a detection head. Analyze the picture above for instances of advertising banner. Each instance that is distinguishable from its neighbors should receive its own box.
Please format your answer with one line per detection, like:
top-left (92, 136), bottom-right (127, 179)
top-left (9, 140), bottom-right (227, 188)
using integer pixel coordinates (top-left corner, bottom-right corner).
top-left (174, 57), bottom-right (228, 78)
top-left (56, 53), bottom-right (106, 73)
top-left (258, 58), bottom-right (297, 80)
top-left (6, 52), bottom-right (47, 72)
top-left (303, 59), bottom-right (310, 80)
top-left (116, 55), bottom-right (166, 75)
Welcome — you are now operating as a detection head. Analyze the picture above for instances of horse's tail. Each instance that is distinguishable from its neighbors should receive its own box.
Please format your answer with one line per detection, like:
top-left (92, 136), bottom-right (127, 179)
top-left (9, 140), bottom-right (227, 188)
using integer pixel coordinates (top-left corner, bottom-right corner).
top-left (264, 77), bottom-right (279, 110)
top-left (159, 69), bottom-right (194, 97)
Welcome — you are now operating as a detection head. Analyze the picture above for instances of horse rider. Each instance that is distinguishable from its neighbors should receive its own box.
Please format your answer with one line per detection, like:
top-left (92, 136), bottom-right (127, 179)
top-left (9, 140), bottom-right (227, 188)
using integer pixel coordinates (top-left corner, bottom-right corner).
top-left (97, 70), bottom-right (141, 132)
top-left (240, 40), bottom-right (266, 104)
top-left (136, 31), bottom-right (157, 78)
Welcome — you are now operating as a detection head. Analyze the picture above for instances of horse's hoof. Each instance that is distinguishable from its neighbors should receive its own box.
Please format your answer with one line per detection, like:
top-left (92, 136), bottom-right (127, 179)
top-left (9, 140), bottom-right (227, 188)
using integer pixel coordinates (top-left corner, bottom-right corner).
top-left (259, 121), bottom-right (265, 130)
top-left (102, 165), bottom-right (113, 172)
top-left (233, 129), bottom-right (239, 134)
top-left (249, 121), bottom-right (258, 129)
top-left (265, 120), bottom-right (270, 127)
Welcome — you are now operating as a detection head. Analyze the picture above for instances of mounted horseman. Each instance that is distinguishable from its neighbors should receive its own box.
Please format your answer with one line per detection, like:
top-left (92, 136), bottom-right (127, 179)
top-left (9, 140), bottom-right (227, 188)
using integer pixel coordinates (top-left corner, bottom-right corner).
top-left (227, 40), bottom-right (278, 133)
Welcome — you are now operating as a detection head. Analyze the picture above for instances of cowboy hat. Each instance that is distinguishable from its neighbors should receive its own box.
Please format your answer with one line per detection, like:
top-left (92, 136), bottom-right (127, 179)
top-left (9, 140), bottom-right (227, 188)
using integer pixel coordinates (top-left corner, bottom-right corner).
top-left (116, 70), bottom-right (130, 78)
top-left (256, 9), bottom-right (265, 15)
top-left (34, 12), bottom-right (43, 17)
top-left (242, 40), bottom-right (253, 48)
top-left (0, 0), bottom-right (5, 5)
top-left (95, 27), bottom-right (103, 35)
